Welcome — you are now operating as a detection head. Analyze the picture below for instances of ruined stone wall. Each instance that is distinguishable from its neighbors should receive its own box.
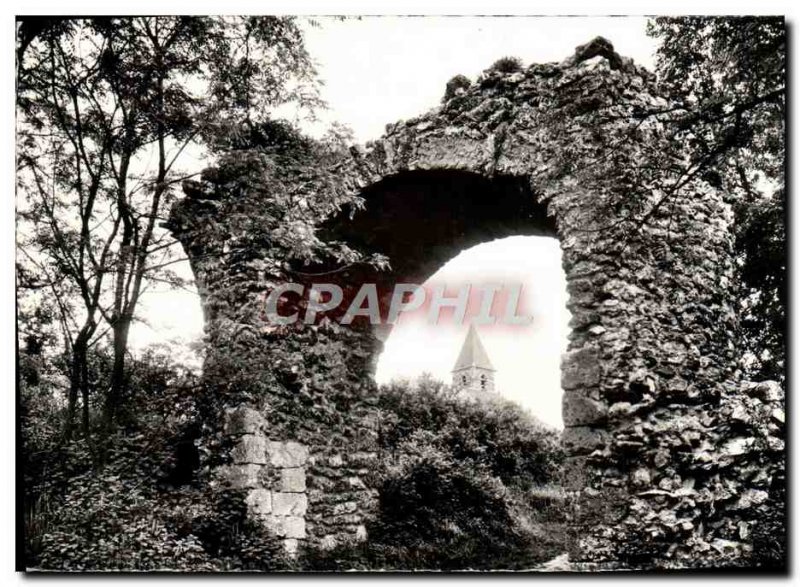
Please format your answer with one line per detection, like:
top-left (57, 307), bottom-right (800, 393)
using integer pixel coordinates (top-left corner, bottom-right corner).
top-left (219, 405), bottom-right (378, 554)
top-left (169, 38), bottom-right (783, 567)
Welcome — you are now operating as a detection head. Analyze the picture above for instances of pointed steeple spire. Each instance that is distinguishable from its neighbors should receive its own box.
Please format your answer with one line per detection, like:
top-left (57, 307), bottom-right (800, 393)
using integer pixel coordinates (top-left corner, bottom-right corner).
top-left (452, 324), bottom-right (495, 372)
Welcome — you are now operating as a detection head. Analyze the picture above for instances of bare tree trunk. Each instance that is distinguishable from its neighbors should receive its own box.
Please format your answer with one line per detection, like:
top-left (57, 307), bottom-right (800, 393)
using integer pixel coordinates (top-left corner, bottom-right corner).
top-left (105, 33), bottom-right (169, 429)
top-left (106, 314), bottom-right (131, 427)
top-left (64, 332), bottom-right (88, 440)
top-left (64, 355), bottom-right (80, 441)
top-left (80, 350), bottom-right (90, 438)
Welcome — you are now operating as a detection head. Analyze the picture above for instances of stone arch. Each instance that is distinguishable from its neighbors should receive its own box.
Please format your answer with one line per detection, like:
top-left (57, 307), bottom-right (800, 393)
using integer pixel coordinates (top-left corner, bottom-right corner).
top-left (168, 38), bottom-right (778, 568)
top-left (317, 167), bottom-right (558, 344)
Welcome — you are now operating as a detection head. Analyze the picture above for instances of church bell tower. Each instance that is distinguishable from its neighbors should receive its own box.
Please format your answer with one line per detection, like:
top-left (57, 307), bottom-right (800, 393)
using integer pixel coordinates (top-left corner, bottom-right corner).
top-left (452, 324), bottom-right (496, 397)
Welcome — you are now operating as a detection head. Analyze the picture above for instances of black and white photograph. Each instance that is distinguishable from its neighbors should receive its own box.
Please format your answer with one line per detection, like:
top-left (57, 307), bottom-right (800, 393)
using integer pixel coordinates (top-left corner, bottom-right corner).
top-left (10, 5), bottom-right (789, 575)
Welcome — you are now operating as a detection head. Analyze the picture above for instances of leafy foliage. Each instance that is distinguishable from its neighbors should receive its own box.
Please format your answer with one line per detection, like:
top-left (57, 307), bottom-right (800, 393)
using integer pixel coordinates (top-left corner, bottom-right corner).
top-left (303, 377), bottom-right (566, 570)
top-left (376, 376), bottom-right (563, 489)
top-left (748, 475), bottom-right (787, 570)
top-left (16, 16), bottom-right (323, 437)
top-left (734, 191), bottom-right (786, 381)
top-left (23, 347), bottom-right (289, 571)
top-left (489, 56), bottom-right (523, 74)
top-left (647, 17), bottom-right (785, 382)
top-left (647, 19), bottom-right (786, 568)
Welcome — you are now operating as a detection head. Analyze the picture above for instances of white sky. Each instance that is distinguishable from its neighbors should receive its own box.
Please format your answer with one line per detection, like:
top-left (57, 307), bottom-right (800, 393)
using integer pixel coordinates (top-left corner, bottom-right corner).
top-left (131, 16), bottom-right (659, 426)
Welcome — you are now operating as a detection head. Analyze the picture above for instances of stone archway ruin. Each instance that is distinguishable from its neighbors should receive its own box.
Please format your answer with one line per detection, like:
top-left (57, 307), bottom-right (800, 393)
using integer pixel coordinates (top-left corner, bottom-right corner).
top-left (168, 38), bottom-right (783, 568)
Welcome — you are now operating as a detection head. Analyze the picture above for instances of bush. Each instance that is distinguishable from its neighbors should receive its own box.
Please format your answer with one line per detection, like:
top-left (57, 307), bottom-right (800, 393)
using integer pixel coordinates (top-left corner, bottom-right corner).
top-left (376, 377), bottom-right (564, 490)
top-left (370, 455), bottom-right (537, 570)
top-left (489, 56), bottom-right (524, 74)
top-left (442, 74), bottom-right (471, 102)
top-left (24, 347), bottom-right (290, 571)
top-left (38, 473), bottom-right (214, 571)
top-left (302, 377), bottom-right (566, 570)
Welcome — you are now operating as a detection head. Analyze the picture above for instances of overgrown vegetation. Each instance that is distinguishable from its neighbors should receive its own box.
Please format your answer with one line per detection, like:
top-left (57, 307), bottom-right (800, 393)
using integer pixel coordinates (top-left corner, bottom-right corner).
top-left (488, 56), bottom-right (524, 74)
top-left (302, 376), bottom-right (567, 571)
top-left (647, 17), bottom-right (786, 568)
top-left (22, 346), bottom-right (293, 571)
top-left (647, 16), bottom-right (785, 384)
top-left (23, 357), bottom-right (565, 570)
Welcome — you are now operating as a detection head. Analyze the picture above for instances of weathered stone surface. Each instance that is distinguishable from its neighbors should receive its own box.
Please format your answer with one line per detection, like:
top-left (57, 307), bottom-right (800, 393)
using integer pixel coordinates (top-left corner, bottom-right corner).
top-left (224, 406), bottom-right (265, 436)
top-left (245, 488), bottom-right (272, 515)
top-left (562, 391), bottom-right (607, 426)
top-left (264, 515), bottom-right (307, 539)
top-left (744, 380), bottom-right (783, 402)
top-left (231, 434), bottom-right (267, 464)
top-left (732, 489), bottom-right (769, 511)
top-left (562, 456), bottom-right (591, 491)
top-left (281, 467), bottom-right (306, 492)
top-left (355, 525), bottom-right (368, 541)
top-left (272, 492), bottom-right (308, 516)
top-left (320, 535), bottom-right (337, 550)
top-left (561, 348), bottom-right (601, 390)
top-left (220, 464), bottom-right (261, 489)
top-left (268, 441), bottom-right (309, 468)
top-left (562, 426), bottom-right (609, 455)
top-left (282, 516), bottom-right (307, 539)
top-left (283, 538), bottom-right (299, 556)
top-left (170, 37), bottom-right (784, 568)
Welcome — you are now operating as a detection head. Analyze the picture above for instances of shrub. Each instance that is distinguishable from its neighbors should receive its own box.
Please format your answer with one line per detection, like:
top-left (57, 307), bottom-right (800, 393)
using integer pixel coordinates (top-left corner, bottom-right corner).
top-left (369, 455), bottom-right (535, 570)
top-left (25, 347), bottom-right (289, 571)
top-left (38, 474), bottom-right (214, 571)
top-left (301, 377), bottom-right (566, 571)
top-left (442, 74), bottom-right (471, 102)
top-left (489, 56), bottom-right (524, 74)
top-left (376, 378), bottom-right (564, 490)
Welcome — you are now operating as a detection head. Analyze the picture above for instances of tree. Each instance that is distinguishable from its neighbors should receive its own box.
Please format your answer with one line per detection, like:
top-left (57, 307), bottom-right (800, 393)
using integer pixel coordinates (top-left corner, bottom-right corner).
top-left (16, 17), bottom-right (322, 437)
top-left (646, 16), bottom-right (785, 382)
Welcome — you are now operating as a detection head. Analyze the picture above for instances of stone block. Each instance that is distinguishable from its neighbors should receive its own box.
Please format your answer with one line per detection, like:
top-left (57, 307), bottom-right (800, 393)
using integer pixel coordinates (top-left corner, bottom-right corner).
top-left (268, 441), bottom-right (309, 468)
top-left (224, 406), bottom-right (265, 435)
top-left (283, 516), bottom-right (307, 539)
top-left (245, 488), bottom-right (272, 515)
top-left (346, 476), bottom-right (366, 489)
top-left (273, 492), bottom-right (308, 516)
top-left (231, 434), bottom-right (267, 465)
top-left (561, 347), bottom-right (601, 390)
top-left (562, 426), bottom-right (609, 455)
top-left (283, 538), bottom-right (299, 557)
top-left (220, 464), bottom-right (261, 489)
top-left (320, 535), bottom-right (337, 550)
top-left (631, 467), bottom-right (651, 488)
top-left (732, 489), bottom-right (769, 511)
top-left (355, 525), bottom-right (368, 542)
top-left (574, 488), bottom-right (629, 526)
top-left (745, 380), bottom-right (783, 403)
top-left (265, 515), bottom-right (307, 539)
top-left (333, 501), bottom-right (358, 515)
top-left (562, 391), bottom-right (608, 426)
top-left (281, 467), bottom-right (306, 492)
